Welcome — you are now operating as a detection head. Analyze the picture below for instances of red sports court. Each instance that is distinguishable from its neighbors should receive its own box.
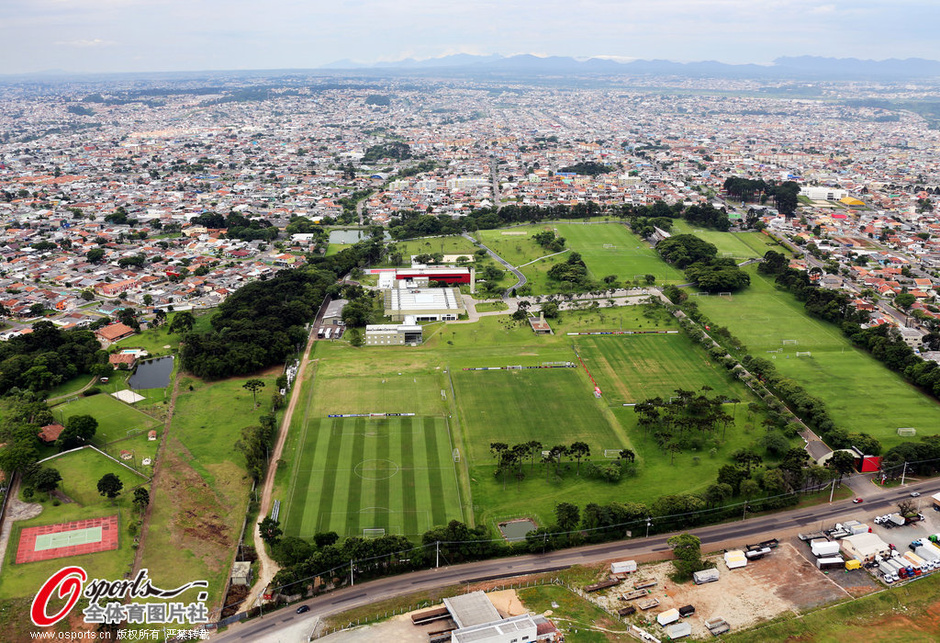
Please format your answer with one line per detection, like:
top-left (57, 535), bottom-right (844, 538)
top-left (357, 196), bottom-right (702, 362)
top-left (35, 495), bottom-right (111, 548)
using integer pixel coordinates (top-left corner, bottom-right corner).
top-left (16, 515), bottom-right (119, 564)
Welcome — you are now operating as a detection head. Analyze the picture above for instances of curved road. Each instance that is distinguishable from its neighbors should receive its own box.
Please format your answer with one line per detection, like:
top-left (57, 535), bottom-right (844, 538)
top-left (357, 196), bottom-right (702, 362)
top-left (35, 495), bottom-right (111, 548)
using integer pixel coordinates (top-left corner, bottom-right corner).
top-left (462, 232), bottom-right (527, 297)
top-left (212, 477), bottom-right (940, 642)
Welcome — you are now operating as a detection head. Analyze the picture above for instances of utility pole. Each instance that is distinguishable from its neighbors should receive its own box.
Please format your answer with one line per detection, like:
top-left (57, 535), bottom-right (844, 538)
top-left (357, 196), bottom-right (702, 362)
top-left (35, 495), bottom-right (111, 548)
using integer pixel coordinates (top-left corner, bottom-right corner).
top-left (435, 541), bottom-right (440, 569)
top-left (901, 461), bottom-right (908, 486)
top-left (829, 478), bottom-right (835, 503)
top-left (742, 502), bottom-right (748, 521)
top-left (350, 560), bottom-right (354, 587)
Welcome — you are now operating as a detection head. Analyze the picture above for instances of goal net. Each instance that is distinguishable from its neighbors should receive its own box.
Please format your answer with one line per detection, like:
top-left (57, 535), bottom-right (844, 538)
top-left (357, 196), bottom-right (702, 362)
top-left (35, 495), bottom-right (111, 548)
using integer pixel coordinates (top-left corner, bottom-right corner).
top-left (453, 448), bottom-right (460, 463)
top-left (363, 528), bottom-right (386, 538)
top-left (897, 427), bottom-right (917, 437)
top-left (604, 449), bottom-right (622, 459)
top-left (782, 339), bottom-right (798, 345)
top-left (796, 351), bottom-right (812, 357)
top-left (719, 292), bottom-right (732, 299)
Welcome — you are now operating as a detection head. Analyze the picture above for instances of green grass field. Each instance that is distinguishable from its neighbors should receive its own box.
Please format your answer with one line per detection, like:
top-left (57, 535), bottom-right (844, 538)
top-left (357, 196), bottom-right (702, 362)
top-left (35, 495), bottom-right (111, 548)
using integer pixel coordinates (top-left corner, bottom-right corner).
top-left (693, 265), bottom-right (940, 446)
top-left (576, 334), bottom-right (741, 404)
top-left (51, 393), bottom-right (160, 445)
top-left (671, 220), bottom-right (780, 259)
top-left (553, 223), bottom-right (686, 284)
top-left (282, 416), bottom-right (463, 538)
top-left (138, 371), bottom-right (278, 610)
top-left (308, 364), bottom-right (448, 417)
top-left (452, 368), bottom-right (626, 463)
top-left (0, 448), bottom-right (147, 601)
top-left (386, 236), bottom-right (478, 263)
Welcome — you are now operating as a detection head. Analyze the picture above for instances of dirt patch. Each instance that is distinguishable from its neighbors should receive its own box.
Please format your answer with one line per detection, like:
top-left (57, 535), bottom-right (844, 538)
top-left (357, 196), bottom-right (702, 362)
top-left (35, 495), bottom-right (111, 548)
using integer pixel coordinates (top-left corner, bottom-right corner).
top-left (589, 542), bottom-right (850, 637)
top-left (49, 489), bottom-right (73, 504)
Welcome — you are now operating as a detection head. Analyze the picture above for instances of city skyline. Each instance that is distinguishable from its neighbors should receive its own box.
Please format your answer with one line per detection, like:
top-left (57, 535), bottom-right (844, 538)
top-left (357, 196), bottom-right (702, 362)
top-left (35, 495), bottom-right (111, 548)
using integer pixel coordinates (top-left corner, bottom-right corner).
top-left (2, 0), bottom-right (938, 75)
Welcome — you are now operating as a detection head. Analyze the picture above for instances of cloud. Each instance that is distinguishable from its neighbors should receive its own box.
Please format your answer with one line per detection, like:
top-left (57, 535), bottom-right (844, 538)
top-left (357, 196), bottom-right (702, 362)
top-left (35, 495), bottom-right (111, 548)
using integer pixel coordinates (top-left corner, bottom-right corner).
top-left (54, 38), bottom-right (116, 47)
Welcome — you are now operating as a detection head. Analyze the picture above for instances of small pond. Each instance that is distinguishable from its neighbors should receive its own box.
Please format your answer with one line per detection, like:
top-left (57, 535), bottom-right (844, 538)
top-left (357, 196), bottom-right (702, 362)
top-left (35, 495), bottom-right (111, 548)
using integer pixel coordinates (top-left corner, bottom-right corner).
top-left (328, 229), bottom-right (391, 244)
top-left (498, 518), bottom-right (538, 542)
top-left (128, 356), bottom-right (174, 390)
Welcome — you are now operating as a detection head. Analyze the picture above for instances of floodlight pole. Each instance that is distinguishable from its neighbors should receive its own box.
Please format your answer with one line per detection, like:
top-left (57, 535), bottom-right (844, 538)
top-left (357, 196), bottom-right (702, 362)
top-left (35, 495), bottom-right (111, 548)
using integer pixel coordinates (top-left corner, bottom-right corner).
top-left (436, 541), bottom-right (440, 569)
top-left (350, 560), bottom-right (354, 586)
top-left (829, 479), bottom-right (835, 503)
top-left (901, 461), bottom-right (908, 486)
top-left (646, 519), bottom-right (652, 539)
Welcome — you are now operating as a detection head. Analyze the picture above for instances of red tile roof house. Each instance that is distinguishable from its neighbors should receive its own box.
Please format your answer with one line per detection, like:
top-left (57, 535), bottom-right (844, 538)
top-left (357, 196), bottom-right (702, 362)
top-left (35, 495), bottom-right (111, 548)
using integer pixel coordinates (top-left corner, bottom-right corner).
top-left (95, 322), bottom-right (135, 345)
top-left (37, 423), bottom-right (65, 444)
top-left (108, 352), bottom-right (137, 369)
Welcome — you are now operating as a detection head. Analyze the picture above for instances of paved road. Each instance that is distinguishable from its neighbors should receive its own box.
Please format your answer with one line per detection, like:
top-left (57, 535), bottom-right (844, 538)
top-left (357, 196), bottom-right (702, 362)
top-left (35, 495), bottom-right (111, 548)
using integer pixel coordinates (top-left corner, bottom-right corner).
top-left (211, 477), bottom-right (940, 642)
top-left (463, 232), bottom-right (527, 296)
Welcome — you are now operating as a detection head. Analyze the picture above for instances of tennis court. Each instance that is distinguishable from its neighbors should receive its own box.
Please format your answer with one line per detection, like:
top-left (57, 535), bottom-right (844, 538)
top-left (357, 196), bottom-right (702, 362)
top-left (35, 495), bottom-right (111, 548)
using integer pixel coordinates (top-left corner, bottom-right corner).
top-left (16, 515), bottom-right (119, 564)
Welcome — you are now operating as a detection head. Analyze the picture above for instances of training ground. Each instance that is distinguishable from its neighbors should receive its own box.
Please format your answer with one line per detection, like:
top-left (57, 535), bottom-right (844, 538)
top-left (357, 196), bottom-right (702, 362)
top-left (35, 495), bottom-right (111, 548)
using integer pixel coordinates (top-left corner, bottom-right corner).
top-left (282, 416), bottom-right (463, 538)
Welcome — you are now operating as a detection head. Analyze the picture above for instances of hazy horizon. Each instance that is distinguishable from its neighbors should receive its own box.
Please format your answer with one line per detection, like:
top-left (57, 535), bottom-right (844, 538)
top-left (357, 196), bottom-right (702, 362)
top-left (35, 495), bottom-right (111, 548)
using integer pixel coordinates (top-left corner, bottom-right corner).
top-left (2, 0), bottom-right (938, 76)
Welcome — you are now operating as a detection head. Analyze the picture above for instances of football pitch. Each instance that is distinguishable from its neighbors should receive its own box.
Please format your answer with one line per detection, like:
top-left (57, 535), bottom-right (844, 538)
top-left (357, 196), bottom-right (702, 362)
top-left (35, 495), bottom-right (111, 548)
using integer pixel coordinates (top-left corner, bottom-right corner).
top-left (694, 266), bottom-right (940, 445)
top-left (554, 223), bottom-right (686, 284)
top-left (282, 416), bottom-right (463, 538)
top-left (576, 334), bottom-right (740, 404)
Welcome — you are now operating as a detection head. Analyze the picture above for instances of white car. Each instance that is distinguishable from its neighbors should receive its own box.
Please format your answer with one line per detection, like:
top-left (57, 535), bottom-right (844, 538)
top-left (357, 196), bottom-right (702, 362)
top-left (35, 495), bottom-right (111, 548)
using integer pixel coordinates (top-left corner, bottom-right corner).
top-left (911, 491), bottom-right (921, 497)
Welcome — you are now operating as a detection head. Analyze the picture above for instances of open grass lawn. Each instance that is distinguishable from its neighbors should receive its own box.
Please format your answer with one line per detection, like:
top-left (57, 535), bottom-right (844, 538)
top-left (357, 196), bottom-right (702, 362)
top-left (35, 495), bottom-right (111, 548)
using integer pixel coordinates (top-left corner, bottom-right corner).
top-left (326, 242), bottom-right (352, 256)
top-left (308, 362), bottom-right (448, 417)
top-left (282, 416), bottom-right (463, 538)
top-left (518, 584), bottom-right (622, 643)
top-left (51, 393), bottom-right (160, 445)
top-left (386, 235), bottom-right (478, 262)
top-left (554, 223), bottom-right (686, 285)
top-left (45, 374), bottom-right (96, 400)
top-left (475, 225), bottom-right (557, 267)
top-left (0, 449), bottom-right (146, 601)
top-left (576, 333), bottom-right (742, 404)
top-left (452, 368), bottom-right (627, 464)
top-left (694, 266), bottom-right (940, 447)
top-left (138, 371), bottom-right (280, 612)
top-left (672, 220), bottom-right (781, 259)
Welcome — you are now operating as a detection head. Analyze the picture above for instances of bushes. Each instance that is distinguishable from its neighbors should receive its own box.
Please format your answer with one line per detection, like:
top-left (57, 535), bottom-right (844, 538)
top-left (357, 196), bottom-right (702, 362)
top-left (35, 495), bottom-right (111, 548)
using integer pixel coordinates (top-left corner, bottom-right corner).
top-left (83, 386), bottom-right (101, 397)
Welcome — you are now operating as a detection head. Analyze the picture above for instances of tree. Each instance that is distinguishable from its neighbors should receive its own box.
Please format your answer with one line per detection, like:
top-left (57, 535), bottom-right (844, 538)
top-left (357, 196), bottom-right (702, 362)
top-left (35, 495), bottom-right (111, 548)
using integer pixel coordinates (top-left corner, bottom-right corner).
top-left (827, 450), bottom-right (856, 486)
top-left (667, 533), bottom-right (708, 580)
top-left (57, 414), bottom-right (98, 450)
top-left (555, 502), bottom-right (580, 531)
top-left (133, 487), bottom-right (150, 513)
top-left (97, 473), bottom-right (123, 500)
top-left (30, 467), bottom-right (62, 493)
top-left (243, 379), bottom-right (265, 408)
top-left (894, 292), bottom-right (916, 312)
top-left (347, 328), bottom-right (363, 347)
top-left (168, 311), bottom-right (195, 334)
top-left (258, 517), bottom-right (282, 545)
top-left (86, 247), bottom-right (105, 263)
top-left (569, 441), bottom-right (590, 475)
top-left (731, 448), bottom-right (762, 476)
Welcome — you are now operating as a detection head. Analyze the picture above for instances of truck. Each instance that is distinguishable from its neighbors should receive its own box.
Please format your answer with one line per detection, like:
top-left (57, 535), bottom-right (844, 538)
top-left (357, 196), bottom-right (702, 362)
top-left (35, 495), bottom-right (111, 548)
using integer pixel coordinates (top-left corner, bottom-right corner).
top-left (811, 540), bottom-right (841, 558)
top-left (816, 557), bottom-right (845, 570)
top-left (914, 546), bottom-right (939, 564)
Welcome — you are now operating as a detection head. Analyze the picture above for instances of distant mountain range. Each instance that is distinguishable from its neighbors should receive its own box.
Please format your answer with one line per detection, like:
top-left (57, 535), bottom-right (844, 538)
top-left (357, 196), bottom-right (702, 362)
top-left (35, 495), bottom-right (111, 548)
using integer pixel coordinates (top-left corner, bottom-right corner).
top-left (321, 54), bottom-right (940, 80)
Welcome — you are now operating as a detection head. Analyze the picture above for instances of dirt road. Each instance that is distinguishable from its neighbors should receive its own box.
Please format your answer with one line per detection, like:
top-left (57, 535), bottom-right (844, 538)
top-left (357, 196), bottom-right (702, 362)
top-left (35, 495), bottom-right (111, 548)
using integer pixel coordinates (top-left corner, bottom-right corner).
top-left (242, 327), bottom-right (317, 609)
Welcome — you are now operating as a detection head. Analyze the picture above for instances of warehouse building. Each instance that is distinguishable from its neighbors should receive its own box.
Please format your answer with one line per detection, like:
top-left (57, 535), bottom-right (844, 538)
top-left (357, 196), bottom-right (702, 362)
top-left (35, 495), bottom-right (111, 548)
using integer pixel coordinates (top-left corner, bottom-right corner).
top-left (384, 287), bottom-right (465, 322)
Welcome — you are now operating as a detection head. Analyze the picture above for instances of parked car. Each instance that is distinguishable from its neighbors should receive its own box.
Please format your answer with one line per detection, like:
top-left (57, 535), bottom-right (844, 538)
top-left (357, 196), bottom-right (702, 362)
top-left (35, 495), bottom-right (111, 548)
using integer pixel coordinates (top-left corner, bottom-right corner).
top-left (853, 498), bottom-right (864, 504)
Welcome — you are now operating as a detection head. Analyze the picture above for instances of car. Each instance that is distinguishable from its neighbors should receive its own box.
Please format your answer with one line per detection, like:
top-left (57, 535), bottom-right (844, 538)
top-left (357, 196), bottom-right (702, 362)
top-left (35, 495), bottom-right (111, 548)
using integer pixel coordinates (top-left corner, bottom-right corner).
top-left (853, 497), bottom-right (864, 504)
top-left (911, 491), bottom-right (921, 497)
top-left (296, 605), bottom-right (310, 614)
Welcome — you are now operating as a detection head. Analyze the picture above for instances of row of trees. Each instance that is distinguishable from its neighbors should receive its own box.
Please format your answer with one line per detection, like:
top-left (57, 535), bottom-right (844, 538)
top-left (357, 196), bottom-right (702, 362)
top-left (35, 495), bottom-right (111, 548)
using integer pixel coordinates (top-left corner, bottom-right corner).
top-left (722, 177), bottom-right (800, 217)
top-left (489, 441), bottom-right (635, 487)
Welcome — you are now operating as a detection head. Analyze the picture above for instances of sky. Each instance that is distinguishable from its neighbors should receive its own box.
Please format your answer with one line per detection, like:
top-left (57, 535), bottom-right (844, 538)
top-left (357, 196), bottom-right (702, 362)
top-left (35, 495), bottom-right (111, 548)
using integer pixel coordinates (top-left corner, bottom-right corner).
top-left (1, 0), bottom-right (938, 75)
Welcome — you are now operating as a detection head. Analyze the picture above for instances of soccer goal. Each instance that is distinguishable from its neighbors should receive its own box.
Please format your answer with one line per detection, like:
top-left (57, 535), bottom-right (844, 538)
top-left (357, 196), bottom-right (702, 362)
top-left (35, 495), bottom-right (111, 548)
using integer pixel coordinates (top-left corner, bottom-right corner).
top-left (796, 351), bottom-right (812, 357)
top-left (363, 528), bottom-right (386, 539)
top-left (604, 449), bottom-right (622, 459)
top-left (719, 292), bottom-right (733, 299)
top-left (897, 427), bottom-right (917, 437)
top-left (604, 244), bottom-right (618, 250)
top-left (782, 339), bottom-right (798, 345)
top-left (693, 292), bottom-right (710, 297)
top-left (453, 448), bottom-right (460, 463)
